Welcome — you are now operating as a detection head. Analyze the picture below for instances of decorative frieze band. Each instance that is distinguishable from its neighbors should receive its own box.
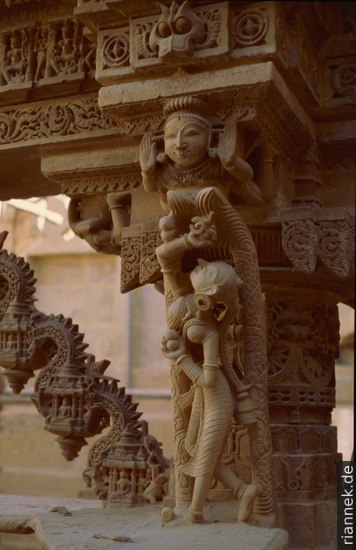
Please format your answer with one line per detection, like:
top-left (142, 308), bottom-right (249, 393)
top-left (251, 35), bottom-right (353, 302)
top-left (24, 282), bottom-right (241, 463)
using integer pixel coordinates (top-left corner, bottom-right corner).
top-left (0, 17), bottom-right (96, 103)
top-left (62, 172), bottom-right (141, 195)
top-left (95, 1), bottom-right (275, 82)
top-left (0, 94), bottom-right (117, 146)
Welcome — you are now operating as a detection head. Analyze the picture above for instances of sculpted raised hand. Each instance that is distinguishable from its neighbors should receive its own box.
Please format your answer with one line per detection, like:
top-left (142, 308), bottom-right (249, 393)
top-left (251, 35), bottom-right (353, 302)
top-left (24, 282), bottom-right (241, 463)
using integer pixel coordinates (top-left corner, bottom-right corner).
top-left (139, 133), bottom-right (158, 175)
top-left (218, 121), bottom-right (254, 182)
top-left (217, 120), bottom-right (240, 170)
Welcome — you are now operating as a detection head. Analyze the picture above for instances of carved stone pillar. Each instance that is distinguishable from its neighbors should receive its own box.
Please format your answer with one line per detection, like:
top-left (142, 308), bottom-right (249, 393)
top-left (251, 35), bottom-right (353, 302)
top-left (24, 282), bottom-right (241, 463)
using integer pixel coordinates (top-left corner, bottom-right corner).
top-left (263, 283), bottom-right (343, 548)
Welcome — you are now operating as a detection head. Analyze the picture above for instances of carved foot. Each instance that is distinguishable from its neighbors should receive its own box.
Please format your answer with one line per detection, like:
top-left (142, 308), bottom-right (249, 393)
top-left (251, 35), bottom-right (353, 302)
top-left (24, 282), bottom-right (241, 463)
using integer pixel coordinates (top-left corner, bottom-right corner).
top-left (189, 508), bottom-right (205, 524)
top-left (161, 507), bottom-right (206, 527)
top-left (237, 482), bottom-right (259, 522)
top-left (161, 506), bottom-right (176, 526)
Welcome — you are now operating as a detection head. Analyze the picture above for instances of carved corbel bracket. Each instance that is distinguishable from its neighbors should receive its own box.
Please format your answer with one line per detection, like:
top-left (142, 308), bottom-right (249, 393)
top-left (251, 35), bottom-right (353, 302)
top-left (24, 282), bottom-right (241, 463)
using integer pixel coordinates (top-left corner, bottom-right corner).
top-left (279, 208), bottom-right (355, 277)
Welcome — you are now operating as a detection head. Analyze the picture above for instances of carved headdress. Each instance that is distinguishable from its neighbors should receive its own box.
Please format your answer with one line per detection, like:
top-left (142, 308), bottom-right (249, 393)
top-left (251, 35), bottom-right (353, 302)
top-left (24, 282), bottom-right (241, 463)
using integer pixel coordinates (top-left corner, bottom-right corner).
top-left (163, 96), bottom-right (210, 127)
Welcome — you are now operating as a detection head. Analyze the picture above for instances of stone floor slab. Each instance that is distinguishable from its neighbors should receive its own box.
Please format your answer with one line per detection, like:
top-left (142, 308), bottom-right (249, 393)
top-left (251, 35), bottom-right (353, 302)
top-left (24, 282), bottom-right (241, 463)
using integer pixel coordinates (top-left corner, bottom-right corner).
top-left (0, 495), bottom-right (288, 550)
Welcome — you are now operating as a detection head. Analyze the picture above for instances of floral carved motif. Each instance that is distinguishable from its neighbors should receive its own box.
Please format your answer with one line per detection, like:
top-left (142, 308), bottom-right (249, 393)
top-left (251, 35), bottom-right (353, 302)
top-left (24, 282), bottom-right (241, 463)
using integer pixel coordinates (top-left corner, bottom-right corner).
top-left (267, 299), bottom-right (338, 388)
top-left (281, 220), bottom-right (318, 274)
top-left (273, 454), bottom-right (338, 497)
top-left (0, 96), bottom-right (117, 145)
top-left (281, 217), bottom-right (354, 276)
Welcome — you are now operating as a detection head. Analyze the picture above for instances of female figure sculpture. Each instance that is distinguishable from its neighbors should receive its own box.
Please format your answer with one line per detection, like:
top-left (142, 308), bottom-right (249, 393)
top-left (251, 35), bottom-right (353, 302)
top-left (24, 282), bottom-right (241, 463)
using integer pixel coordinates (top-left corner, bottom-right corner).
top-left (139, 96), bottom-right (275, 526)
top-left (140, 96), bottom-right (263, 210)
top-left (161, 259), bottom-right (259, 524)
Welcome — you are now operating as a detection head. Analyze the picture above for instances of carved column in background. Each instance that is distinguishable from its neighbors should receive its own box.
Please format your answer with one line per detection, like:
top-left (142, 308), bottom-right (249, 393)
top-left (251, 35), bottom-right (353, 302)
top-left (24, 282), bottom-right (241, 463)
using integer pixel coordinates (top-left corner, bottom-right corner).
top-left (265, 288), bottom-right (341, 548)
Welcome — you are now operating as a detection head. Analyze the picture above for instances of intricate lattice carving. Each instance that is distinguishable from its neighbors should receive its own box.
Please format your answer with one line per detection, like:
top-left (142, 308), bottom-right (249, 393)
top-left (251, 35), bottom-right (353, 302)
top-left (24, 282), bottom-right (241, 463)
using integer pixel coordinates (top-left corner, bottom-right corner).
top-left (296, 18), bottom-right (321, 100)
top-left (139, 231), bottom-right (162, 285)
top-left (120, 235), bottom-right (141, 293)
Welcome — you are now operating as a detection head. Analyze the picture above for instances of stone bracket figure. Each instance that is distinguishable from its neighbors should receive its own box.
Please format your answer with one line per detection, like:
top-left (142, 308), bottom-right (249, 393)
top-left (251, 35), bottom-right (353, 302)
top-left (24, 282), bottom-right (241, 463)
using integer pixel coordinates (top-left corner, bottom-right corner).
top-left (139, 96), bottom-right (263, 212)
top-left (68, 191), bottom-right (131, 254)
top-left (139, 95), bottom-right (275, 527)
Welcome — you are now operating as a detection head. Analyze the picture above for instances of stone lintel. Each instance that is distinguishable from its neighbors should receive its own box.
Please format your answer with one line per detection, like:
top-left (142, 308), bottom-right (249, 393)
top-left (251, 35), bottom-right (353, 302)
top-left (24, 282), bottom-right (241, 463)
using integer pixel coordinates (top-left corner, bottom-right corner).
top-left (99, 61), bottom-right (314, 163)
top-left (99, 62), bottom-right (312, 131)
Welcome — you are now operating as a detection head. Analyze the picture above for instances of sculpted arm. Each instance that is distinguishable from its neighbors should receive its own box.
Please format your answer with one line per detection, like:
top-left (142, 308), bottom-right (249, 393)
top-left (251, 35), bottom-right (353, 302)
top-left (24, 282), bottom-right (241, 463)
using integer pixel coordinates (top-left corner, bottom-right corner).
top-left (162, 330), bottom-right (219, 388)
top-left (218, 121), bottom-right (263, 205)
top-left (139, 133), bottom-right (159, 192)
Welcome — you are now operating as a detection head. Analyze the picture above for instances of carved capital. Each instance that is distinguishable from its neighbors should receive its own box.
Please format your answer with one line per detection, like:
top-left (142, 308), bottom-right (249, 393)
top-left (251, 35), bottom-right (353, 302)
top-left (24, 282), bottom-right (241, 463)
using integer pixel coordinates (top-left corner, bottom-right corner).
top-left (280, 209), bottom-right (354, 277)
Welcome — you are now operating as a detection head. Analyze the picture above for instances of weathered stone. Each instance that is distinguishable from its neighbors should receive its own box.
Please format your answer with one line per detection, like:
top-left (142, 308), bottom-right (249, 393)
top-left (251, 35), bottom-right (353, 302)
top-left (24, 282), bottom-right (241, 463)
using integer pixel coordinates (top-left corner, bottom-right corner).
top-left (0, 1), bottom-right (354, 548)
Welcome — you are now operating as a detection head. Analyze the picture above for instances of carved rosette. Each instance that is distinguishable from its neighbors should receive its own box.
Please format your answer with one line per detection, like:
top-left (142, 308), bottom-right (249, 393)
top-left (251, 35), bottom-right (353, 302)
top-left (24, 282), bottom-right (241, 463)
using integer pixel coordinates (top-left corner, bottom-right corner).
top-left (232, 7), bottom-right (268, 48)
top-left (329, 63), bottom-right (356, 98)
top-left (281, 216), bottom-right (354, 276)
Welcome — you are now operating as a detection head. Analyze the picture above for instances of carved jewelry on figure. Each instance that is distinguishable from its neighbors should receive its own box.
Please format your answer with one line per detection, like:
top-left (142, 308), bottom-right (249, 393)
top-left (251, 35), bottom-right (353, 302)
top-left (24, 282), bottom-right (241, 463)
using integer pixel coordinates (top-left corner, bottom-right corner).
top-left (139, 95), bottom-right (263, 210)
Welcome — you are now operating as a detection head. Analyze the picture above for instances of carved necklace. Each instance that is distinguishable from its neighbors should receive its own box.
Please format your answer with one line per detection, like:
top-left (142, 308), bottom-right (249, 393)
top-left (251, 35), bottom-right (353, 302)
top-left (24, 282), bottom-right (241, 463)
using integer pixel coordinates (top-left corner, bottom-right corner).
top-left (161, 157), bottom-right (228, 189)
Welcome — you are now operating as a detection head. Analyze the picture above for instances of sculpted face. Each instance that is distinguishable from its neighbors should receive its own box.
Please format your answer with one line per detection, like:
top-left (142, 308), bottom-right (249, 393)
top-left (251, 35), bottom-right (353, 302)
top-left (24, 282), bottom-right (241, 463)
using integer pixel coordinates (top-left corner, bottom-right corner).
top-left (164, 114), bottom-right (210, 167)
